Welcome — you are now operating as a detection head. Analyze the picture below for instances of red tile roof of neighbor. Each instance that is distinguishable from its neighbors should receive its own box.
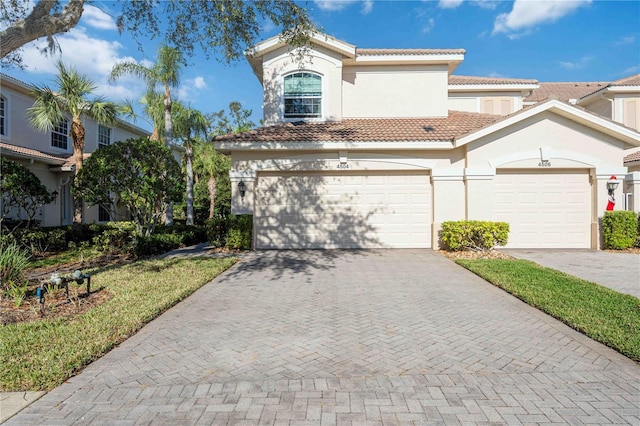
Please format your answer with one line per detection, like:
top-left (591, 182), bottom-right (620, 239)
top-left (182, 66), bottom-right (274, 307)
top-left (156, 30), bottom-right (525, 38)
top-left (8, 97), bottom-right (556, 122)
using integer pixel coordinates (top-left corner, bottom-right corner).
top-left (449, 75), bottom-right (538, 85)
top-left (214, 111), bottom-right (502, 143)
top-left (525, 82), bottom-right (609, 102)
top-left (625, 151), bottom-right (640, 164)
top-left (0, 142), bottom-right (68, 164)
top-left (357, 48), bottom-right (466, 56)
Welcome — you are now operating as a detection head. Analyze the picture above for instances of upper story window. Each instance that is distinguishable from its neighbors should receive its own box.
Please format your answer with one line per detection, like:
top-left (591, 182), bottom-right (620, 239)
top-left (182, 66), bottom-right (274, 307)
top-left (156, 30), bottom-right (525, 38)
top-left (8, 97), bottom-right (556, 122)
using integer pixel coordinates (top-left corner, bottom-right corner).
top-left (51, 119), bottom-right (69, 149)
top-left (0, 96), bottom-right (6, 136)
top-left (98, 124), bottom-right (112, 148)
top-left (283, 72), bottom-right (322, 119)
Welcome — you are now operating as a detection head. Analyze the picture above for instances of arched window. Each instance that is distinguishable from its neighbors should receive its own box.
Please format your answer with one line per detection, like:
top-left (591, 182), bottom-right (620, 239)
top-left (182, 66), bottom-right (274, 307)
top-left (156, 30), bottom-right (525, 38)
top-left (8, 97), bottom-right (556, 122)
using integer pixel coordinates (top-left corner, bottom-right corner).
top-left (0, 96), bottom-right (6, 136)
top-left (283, 72), bottom-right (322, 119)
top-left (51, 118), bottom-right (69, 149)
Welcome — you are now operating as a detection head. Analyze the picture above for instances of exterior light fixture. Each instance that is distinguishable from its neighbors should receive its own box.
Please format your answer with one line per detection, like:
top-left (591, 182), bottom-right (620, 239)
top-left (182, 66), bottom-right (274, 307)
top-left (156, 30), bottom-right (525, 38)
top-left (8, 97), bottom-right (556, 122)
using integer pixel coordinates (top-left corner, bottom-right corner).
top-left (606, 175), bottom-right (619, 211)
top-left (238, 180), bottom-right (246, 198)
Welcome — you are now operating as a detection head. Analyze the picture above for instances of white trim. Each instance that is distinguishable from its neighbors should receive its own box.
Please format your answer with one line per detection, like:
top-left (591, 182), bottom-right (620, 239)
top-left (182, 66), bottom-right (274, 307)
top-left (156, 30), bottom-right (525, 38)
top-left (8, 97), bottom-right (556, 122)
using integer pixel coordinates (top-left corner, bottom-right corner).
top-left (464, 168), bottom-right (496, 180)
top-left (455, 99), bottom-right (640, 147)
top-left (431, 169), bottom-right (464, 181)
top-left (248, 32), bottom-right (356, 59)
top-left (489, 148), bottom-right (601, 169)
top-left (595, 168), bottom-right (628, 180)
top-left (244, 152), bottom-right (436, 173)
top-left (448, 84), bottom-right (538, 92)
top-left (352, 54), bottom-right (464, 64)
top-left (625, 171), bottom-right (640, 183)
top-left (214, 140), bottom-right (454, 152)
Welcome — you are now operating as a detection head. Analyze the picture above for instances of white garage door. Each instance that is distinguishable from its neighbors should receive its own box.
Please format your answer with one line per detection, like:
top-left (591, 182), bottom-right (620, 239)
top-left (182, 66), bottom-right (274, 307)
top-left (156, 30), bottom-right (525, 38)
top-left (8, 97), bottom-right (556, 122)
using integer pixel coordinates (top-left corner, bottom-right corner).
top-left (494, 171), bottom-right (592, 248)
top-left (255, 171), bottom-right (431, 249)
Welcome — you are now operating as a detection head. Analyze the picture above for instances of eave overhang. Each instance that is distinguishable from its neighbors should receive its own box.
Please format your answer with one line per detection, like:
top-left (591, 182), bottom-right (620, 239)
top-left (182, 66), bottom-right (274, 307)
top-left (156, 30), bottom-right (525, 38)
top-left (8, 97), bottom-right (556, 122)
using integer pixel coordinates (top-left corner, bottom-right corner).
top-left (448, 83), bottom-right (539, 92)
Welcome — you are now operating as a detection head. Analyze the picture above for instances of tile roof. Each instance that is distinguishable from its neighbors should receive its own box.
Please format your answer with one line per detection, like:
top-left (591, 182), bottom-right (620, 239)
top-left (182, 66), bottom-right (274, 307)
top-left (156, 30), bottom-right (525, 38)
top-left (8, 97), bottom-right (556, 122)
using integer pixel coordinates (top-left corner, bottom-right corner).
top-left (0, 142), bottom-right (68, 164)
top-left (625, 150), bottom-right (640, 164)
top-left (611, 73), bottom-right (640, 86)
top-left (357, 48), bottom-right (466, 56)
top-left (525, 82), bottom-right (609, 102)
top-left (449, 75), bottom-right (538, 85)
top-left (214, 111), bottom-right (502, 143)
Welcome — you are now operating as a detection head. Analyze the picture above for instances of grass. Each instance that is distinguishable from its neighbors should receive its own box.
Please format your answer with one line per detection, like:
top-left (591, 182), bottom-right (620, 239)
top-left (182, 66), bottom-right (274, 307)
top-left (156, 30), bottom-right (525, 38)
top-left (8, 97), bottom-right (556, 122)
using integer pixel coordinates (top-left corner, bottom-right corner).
top-left (1, 256), bottom-right (237, 391)
top-left (457, 258), bottom-right (640, 361)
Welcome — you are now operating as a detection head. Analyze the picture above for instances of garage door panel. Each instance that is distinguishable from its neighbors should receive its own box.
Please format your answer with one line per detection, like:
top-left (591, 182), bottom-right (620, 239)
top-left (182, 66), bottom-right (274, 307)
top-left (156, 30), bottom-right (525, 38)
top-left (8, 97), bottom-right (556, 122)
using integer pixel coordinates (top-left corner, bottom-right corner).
top-left (495, 171), bottom-right (591, 248)
top-left (256, 172), bottom-right (431, 249)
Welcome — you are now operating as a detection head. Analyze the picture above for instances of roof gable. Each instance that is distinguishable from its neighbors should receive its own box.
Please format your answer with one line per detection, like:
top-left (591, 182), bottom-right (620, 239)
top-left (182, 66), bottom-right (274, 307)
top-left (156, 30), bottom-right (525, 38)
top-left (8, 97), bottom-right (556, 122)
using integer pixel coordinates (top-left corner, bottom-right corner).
top-left (455, 99), bottom-right (640, 148)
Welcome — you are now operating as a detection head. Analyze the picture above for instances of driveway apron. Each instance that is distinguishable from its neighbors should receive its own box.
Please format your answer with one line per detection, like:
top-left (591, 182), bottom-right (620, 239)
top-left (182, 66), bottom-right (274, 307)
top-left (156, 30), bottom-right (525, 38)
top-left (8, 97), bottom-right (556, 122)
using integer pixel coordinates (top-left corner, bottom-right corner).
top-left (5, 250), bottom-right (639, 425)
top-left (503, 249), bottom-right (640, 298)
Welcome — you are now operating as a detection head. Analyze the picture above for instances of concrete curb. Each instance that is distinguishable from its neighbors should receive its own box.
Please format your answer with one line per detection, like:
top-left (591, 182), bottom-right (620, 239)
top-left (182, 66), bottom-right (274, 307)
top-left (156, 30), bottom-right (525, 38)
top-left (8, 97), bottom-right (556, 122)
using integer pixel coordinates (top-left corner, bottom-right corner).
top-left (0, 392), bottom-right (46, 424)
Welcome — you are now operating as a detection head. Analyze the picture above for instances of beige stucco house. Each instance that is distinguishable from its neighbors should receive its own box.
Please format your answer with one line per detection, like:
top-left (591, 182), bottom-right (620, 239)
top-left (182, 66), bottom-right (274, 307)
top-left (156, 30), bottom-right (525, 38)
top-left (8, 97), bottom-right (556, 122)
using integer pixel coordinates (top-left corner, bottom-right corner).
top-left (0, 73), bottom-right (150, 226)
top-left (215, 33), bottom-right (640, 250)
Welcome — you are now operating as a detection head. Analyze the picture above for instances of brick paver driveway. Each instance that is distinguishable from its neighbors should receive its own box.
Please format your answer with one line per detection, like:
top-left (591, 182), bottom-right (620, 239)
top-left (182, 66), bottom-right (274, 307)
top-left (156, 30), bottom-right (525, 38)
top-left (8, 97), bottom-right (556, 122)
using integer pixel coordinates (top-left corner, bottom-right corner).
top-left (7, 250), bottom-right (639, 425)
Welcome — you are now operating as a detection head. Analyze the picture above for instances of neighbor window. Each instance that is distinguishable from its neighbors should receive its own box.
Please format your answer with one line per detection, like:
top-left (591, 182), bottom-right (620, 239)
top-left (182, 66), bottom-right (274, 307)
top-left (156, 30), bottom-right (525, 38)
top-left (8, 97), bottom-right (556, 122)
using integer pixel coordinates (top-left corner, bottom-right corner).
top-left (98, 205), bottom-right (111, 222)
top-left (0, 96), bottom-right (6, 136)
top-left (51, 119), bottom-right (68, 149)
top-left (98, 124), bottom-right (112, 148)
top-left (283, 72), bottom-right (322, 119)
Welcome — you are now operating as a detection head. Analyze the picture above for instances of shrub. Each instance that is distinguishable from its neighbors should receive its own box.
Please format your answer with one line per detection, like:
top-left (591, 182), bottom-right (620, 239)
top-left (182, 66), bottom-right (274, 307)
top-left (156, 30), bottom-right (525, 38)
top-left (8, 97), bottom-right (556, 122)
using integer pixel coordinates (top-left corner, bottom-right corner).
top-left (441, 220), bottom-right (509, 252)
top-left (205, 216), bottom-right (230, 248)
top-left (602, 210), bottom-right (638, 250)
top-left (226, 215), bottom-right (253, 250)
top-left (155, 223), bottom-right (207, 246)
top-left (134, 234), bottom-right (183, 257)
top-left (92, 224), bottom-right (136, 255)
top-left (0, 241), bottom-right (30, 291)
top-left (16, 228), bottom-right (67, 255)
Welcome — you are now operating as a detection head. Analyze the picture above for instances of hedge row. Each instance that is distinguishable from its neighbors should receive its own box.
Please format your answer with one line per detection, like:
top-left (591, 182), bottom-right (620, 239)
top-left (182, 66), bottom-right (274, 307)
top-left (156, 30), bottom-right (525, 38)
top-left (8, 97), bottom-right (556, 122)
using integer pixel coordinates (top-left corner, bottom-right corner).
top-left (440, 221), bottom-right (510, 252)
top-left (602, 211), bottom-right (640, 250)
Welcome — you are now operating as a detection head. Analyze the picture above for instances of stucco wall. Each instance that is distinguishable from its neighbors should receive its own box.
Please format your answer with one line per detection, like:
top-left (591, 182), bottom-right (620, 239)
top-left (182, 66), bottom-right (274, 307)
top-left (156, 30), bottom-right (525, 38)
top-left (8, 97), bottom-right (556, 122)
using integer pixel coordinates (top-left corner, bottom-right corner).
top-left (261, 45), bottom-right (344, 125)
top-left (342, 65), bottom-right (449, 118)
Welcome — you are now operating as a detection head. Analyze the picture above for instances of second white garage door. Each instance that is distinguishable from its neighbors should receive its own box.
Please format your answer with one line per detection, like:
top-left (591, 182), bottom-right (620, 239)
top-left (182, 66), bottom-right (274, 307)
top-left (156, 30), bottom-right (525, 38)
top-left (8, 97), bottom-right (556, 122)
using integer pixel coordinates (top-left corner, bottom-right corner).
top-left (255, 171), bottom-right (432, 249)
top-left (493, 170), bottom-right (592, 248)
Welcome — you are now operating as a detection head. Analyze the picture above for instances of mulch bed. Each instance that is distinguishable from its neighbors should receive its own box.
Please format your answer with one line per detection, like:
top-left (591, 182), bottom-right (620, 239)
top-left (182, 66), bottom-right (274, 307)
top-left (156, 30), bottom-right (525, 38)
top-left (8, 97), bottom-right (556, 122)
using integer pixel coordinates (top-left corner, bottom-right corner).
top-left (0, 255), bottom-right (131, 326)
top-left (437, 250), bottom-right (514, 261)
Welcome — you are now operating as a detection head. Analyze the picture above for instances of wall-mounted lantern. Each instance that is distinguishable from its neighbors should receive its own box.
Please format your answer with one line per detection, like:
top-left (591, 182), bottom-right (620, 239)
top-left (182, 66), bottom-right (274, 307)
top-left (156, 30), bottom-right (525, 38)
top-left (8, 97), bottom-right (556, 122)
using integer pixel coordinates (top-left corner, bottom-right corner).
top-left (238, 180), bottom-right (246, 198)
top-left (606, 175), bottom-right (619, 211)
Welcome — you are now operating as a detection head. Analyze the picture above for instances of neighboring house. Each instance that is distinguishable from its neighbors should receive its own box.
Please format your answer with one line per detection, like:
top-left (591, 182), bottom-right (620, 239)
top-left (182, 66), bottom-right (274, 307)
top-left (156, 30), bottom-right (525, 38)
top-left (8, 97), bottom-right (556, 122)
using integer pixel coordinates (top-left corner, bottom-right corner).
top-left (214, 33), bottom-right (640, 250)
top-left (0, 73), bottom-right (150, 227)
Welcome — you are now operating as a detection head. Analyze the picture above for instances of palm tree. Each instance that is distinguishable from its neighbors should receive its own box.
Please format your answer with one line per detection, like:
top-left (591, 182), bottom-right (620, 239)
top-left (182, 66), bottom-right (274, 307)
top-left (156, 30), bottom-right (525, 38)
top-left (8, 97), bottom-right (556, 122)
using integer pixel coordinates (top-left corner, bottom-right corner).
top-left (173, 104), bottom-right (208, 225)
top-left (110, 44), bottom-right (183, 225)
top-left (27, 60), bottom-right (118, 224)
top-left (193, 140), bottom-right (230, 220)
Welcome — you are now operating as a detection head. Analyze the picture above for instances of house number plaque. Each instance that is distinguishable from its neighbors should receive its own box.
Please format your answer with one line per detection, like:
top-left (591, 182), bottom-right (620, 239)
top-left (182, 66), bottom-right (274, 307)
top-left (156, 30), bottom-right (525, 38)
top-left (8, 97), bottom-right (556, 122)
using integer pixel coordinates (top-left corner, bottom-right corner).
top-left (337, 162), bottom-right (350, 169)
top-left (538, 160), bottom-right (551, 167)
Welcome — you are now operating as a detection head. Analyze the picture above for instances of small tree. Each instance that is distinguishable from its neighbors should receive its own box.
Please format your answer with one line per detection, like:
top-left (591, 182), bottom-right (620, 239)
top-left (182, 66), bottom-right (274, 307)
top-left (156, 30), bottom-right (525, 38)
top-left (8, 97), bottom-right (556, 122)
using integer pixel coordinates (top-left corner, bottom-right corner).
top-left (0, 159), bottom-right (56, 232)
top-left (73, 138), bottom-right (184, 236)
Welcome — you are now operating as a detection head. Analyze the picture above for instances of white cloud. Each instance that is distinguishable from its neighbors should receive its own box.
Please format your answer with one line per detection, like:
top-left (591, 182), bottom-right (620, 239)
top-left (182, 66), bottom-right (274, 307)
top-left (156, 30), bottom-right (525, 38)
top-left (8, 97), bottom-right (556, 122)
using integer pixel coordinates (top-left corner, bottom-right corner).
top-left (488, 71), bottom-right (508, 78)
top-left (80, 5), bottom-right (118, 31)
top-left (422, 18), bottom-right (436, 34)
top-left (438, 0), bottom-right (464, 9)
top-left (622, 65), bottom-right (639, 75)
top-left (470, 0), bottom-right (499, 10)
top-left (19, 27), bottom-right (144, 101)
top-left (614, 35), bottom-right (636, 47)
top-left (193, 76), bottom-right (207, 89)
top-left (558, 55), bottom-right (593, 70)
top-left (493, 0), bottom-right (591, 36)
top-left (314, 0), bottom-right (374, 13)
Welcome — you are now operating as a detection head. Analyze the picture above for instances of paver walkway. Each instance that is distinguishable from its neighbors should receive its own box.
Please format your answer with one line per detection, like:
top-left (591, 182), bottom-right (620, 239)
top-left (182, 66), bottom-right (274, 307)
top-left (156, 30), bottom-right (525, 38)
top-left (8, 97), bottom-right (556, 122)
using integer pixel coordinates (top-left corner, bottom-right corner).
top-left (504, 249), bottom-right (640, 298)
top-left (5, 250), bottom-right (639, 425)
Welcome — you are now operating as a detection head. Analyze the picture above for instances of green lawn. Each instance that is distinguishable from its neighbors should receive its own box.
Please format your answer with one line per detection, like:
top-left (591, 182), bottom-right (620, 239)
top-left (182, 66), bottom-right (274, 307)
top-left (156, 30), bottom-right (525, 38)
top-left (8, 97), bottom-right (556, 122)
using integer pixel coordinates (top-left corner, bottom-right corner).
top-left (457, 258), bottom-right (640, 361)
top-left (1, 256), bottom-right (237, 391)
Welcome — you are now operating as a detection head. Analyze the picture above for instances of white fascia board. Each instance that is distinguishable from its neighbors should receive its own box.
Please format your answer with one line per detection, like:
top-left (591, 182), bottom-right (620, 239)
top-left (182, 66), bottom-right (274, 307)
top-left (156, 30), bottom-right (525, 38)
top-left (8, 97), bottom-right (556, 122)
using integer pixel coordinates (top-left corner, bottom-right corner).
top-left (214, 140), bottom-right (454, 151)
top-left (609, 86), bottom-right (640, 93)
top-left (247, 32), bottom-right (356, 59)
top-left (455, 99), bottom-right (640, 148)
top-left (448, 84), bottom-right (539, 92)
top-left (6, 151), bottom-right (66, 166)
top-left (353, 54), bottom-right (464, 64)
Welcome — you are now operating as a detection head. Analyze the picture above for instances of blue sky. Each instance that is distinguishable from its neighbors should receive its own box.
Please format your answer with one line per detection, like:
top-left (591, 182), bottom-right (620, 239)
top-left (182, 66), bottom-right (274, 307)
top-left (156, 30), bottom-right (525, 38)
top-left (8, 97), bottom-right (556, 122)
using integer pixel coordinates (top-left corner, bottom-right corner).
top-left (3, 0), bottom-right (640, 132)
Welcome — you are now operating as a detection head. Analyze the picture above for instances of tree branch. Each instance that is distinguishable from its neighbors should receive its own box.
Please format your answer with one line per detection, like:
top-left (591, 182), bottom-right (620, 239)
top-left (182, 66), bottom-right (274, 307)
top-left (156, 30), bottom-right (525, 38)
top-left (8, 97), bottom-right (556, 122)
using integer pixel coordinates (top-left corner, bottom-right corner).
top-left (0, 0), bottom-right (85, 59)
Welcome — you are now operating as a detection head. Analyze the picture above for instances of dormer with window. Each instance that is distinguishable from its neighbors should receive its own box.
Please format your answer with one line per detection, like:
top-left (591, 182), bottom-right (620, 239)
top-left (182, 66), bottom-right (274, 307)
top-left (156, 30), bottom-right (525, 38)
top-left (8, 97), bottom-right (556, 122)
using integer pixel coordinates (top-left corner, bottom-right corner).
top-left (247, 32), bottom-right (464, 125)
